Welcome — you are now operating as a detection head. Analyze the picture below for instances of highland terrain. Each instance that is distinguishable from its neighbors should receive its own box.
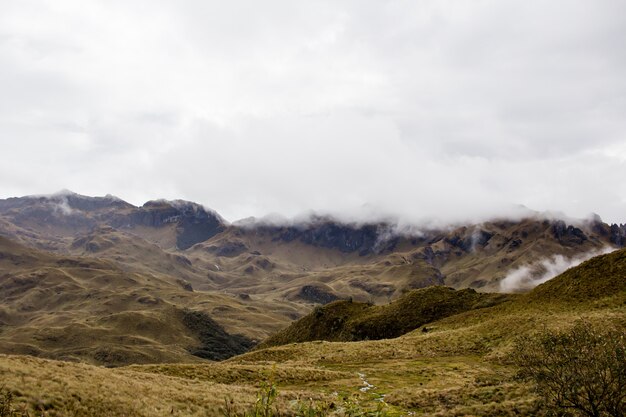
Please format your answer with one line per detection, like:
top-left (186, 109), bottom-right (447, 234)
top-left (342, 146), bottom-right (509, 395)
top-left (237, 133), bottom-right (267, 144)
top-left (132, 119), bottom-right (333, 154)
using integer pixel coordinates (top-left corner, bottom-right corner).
top-left (0, 191), bottom-right (624, 416)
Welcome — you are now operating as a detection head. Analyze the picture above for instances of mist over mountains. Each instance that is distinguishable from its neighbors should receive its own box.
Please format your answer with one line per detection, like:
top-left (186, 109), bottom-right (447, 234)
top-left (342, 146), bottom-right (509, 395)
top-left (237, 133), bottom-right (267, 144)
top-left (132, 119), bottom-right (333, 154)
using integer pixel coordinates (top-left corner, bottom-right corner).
top-left (0, 189), bottom-right (624, 367)
top-left (1, 2), bottom-right (625, 414)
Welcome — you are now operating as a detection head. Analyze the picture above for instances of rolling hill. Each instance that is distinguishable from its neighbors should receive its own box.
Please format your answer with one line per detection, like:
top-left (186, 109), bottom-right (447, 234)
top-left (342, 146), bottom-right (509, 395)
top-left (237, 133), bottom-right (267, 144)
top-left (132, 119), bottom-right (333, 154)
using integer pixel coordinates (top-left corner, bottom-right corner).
top-left (0, 235), bottom-right (302, 365)
top-left (0, 191), bottom-right (624, 368)
top-left (0, 243), bottom-right (623, 416)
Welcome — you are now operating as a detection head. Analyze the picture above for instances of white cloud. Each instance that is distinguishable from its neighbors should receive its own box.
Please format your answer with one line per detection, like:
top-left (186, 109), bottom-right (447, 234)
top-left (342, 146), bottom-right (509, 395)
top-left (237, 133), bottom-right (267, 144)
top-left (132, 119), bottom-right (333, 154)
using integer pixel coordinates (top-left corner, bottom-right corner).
top-left (1, 0), bottom-right (625, 223)
top-left (500, 247), bottom-right (615, 292)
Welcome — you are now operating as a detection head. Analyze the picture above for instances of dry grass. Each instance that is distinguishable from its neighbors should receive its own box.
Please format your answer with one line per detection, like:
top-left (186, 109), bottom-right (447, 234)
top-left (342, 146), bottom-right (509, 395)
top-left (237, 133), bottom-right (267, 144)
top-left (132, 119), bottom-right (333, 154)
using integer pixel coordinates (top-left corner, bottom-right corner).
top-left (0, 355), bottom-right (289, 416)
top-left (0, 352), bottom-right (540, 416)
top-left (0, 226), bottom-right (623, 416)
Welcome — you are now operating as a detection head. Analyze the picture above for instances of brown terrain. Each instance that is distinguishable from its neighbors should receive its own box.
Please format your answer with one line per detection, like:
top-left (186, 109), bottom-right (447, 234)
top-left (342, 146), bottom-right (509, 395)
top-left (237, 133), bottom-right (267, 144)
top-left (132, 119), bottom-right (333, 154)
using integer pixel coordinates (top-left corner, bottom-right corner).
top-left (0, 191), bottom-right (624, 366)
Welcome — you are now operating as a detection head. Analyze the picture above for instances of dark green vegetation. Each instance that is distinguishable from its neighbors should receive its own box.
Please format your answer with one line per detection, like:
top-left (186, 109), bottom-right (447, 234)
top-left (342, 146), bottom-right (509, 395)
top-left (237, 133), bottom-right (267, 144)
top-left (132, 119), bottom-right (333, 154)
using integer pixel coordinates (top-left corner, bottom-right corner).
top-left (514, 322), bottom-right (625, 417)
top-left (260, 287), bottom-right (513, 348)
top-left (181, 309), bottom-right (254, 360)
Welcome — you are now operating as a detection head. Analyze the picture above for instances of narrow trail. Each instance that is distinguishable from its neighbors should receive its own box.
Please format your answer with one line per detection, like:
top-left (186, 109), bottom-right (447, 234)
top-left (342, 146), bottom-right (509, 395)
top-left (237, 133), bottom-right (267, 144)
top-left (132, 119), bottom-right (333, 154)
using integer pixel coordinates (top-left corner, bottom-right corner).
top-left (357, 372), bottom-right (386, 403)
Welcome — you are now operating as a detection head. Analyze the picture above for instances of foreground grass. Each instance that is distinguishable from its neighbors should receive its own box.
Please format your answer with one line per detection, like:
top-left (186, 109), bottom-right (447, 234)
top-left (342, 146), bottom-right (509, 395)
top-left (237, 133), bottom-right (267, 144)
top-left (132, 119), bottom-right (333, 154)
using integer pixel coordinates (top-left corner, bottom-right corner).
top-left (1, 249), bottom-right (623, 416)
top-left (0, 351), bottom-right (544, 416)
top-left (2, 303), bottom-right (623, 416)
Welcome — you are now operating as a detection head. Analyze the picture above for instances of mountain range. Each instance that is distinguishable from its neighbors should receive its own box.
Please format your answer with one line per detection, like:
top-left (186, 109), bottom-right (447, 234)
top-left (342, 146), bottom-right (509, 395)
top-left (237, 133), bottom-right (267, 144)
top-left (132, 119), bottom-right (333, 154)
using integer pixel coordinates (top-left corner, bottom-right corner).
top-left (0, 191), bottom-right (625, 415)
top-left (0, 190), bottom-right (624, 365)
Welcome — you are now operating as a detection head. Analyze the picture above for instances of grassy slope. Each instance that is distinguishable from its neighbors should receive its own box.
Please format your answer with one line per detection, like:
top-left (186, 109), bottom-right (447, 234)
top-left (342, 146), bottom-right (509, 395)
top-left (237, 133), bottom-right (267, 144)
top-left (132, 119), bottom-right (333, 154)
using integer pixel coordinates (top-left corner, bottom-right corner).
top-left (0, 236), bottom-right (297, 365)
top-left (259, 287), bottom-right (513, 348)
top-left (0, 248), bottom-right (623, 416)
top-left (231, 248), bottom-right (626, 414)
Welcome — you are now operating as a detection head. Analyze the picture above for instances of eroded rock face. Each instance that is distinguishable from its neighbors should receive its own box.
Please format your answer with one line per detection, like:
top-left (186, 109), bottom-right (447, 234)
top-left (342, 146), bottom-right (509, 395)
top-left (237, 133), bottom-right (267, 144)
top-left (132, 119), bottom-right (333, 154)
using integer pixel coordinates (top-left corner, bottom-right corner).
top-left (610, 224), bottom-right (626, 247)
top-left (0, 193), bottom-right (227, 250)
top-left (203, 241), bottom-right (248, 257)
top-left (258, 220), bottom-right (399, 255)
top-left (445, 229), bottom-right (493, 252)
top-left (112, 200), bottom-right (227, 249)
top-left (551, 220), bottom-right (588, 245)
top-left (123, 203), bottom-right (181, 228)
top-left (298, 284), bottom-right (340, 305)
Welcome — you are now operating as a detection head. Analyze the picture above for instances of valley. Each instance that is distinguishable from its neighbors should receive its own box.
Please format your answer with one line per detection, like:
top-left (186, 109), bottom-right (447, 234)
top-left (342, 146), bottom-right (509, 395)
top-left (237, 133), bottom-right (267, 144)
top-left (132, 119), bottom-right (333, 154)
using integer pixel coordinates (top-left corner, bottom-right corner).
top-left (0, 192), bottom-right (624, 416)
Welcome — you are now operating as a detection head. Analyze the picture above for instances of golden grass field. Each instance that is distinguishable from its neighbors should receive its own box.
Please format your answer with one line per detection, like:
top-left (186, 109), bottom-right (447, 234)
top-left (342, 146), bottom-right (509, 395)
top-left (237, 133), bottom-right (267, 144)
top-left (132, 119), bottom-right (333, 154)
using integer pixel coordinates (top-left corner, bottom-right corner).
top-left (1, 248), bottom-right (624, 416)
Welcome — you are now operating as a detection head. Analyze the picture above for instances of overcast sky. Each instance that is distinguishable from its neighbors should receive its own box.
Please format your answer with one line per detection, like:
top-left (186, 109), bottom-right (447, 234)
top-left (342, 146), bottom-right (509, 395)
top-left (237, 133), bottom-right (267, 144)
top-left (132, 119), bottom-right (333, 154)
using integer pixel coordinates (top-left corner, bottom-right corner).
top-left (1, 1), bottom-right (625, 224)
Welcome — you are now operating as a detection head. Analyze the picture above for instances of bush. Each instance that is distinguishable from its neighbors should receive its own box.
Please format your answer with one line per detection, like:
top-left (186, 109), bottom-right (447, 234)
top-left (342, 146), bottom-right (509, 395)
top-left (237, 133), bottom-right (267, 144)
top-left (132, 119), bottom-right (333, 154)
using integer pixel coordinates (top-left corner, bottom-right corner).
top-left (0, 389), bottom-right (29, 417)
top-left (513, 321), bottom-right (626, 417)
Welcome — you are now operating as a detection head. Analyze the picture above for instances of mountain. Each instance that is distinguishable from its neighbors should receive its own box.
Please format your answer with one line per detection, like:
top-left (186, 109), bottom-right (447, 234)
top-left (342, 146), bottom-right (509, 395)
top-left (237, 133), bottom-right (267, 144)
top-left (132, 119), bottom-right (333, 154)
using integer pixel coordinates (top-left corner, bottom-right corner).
top-left (185, 214), bottom-right (624, 302)
top-left (0, 191), bottom-right (625, 366)
top-left (0, 191), bottom-right (226, 251)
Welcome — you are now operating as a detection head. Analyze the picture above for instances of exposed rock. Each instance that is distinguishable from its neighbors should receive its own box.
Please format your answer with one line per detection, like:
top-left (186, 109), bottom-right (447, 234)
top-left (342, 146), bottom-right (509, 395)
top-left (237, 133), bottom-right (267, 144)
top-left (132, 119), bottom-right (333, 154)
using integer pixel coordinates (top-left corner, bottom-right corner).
top-left (551, 220), bottom-right (588, 245)
top-left (253, 257), bottom-right (274, 270)
top-left (107, 200), bottom-right (226, 250)
top-left (173, 255), bottom-right (192, 267)
top-left (204, 241), bottom-right (248, 257)
top-left (444, 229), bottom-right (493, 252)
top-left (610, 223), bottom-right (626, 247)
top-left (298, 284), bottom-right (340, 305)
top-left (261, 220), bottom-right (399, 255)
top-left (176, 279), bottom-right (193, 292)
top-left (507, 239), bottom-right (523, 251)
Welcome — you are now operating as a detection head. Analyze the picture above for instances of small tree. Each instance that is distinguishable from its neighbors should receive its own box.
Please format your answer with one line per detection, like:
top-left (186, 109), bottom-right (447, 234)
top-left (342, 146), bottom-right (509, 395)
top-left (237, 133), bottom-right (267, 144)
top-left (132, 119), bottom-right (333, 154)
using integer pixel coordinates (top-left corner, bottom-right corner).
top-left (513, 321), bottom-right (626, 417)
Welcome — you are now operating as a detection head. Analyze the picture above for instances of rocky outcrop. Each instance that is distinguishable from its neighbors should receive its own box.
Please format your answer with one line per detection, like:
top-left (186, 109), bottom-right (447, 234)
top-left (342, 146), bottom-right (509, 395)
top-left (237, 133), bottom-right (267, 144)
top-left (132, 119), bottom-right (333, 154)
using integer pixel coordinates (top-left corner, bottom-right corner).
top-left (202, 241), bottom-right (248, 257)
top-left (259, 219), bottom-right (399, 255)
top-left (610, 223), bottom-right (626, 247)
top-left (111, 200), bottom-right (227, 250)
top-left (445, 229), bottom-right (493, 252)
top-left (551, 220), bottom-right (588, 245)
top-left (298, 284), bottom-right (340, 305)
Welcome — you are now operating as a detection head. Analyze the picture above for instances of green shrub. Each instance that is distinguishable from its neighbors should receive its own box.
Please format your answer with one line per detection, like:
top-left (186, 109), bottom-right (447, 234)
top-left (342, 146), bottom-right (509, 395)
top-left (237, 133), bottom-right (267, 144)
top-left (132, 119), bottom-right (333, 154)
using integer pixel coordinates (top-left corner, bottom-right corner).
top-left (513, 321), bottom-right (626, 417)
top-left (0, 389), bottom-right (29, 417)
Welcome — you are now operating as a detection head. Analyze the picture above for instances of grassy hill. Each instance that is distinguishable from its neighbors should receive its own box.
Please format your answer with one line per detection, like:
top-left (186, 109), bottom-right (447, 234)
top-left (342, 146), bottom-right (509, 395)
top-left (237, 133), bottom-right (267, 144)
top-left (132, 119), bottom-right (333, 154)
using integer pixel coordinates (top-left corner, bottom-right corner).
top-left (0, 236), bottom-right (301, 365)
top-left (259, 286), bottom-right (513, 348)
top-left (0, 248), bottom-right (621, 416)
top-left (525, 246), bottom-right (626, 304)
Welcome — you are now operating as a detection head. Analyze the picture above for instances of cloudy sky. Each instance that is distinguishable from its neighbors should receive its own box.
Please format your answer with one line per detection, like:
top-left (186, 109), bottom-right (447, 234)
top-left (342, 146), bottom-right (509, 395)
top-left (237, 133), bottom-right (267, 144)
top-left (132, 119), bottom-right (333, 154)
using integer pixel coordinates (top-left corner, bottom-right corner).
top-left (1, 0), bottom-right (625, 223)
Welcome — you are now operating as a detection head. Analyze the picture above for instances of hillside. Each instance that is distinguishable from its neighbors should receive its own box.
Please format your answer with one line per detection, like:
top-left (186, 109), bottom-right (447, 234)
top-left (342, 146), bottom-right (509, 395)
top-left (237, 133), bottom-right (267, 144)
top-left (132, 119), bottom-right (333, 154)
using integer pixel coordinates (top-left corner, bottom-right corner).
top-left (525, 246), bottom-right (626, 304)
top-left (0, 236), bottom-right (301, 365)
top-left (259, 286), bottom-right (513, 348)
top-left (1, 192), bottom-right (624, 366)
top-left (1, 192), bottom-right (625, 307)
top-left (0, 246), bottom-right (623, 416)
top-left (257, 248), bottom-right (626, 350)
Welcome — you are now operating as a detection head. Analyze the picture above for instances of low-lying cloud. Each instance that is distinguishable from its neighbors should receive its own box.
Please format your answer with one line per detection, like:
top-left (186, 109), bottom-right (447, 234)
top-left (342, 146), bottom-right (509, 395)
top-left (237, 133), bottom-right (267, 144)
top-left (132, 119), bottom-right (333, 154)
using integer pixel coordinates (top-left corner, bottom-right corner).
top-left (1, 1), bottom-right (626, 224)
top-left (500, 247), bottom-right (615, 292)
